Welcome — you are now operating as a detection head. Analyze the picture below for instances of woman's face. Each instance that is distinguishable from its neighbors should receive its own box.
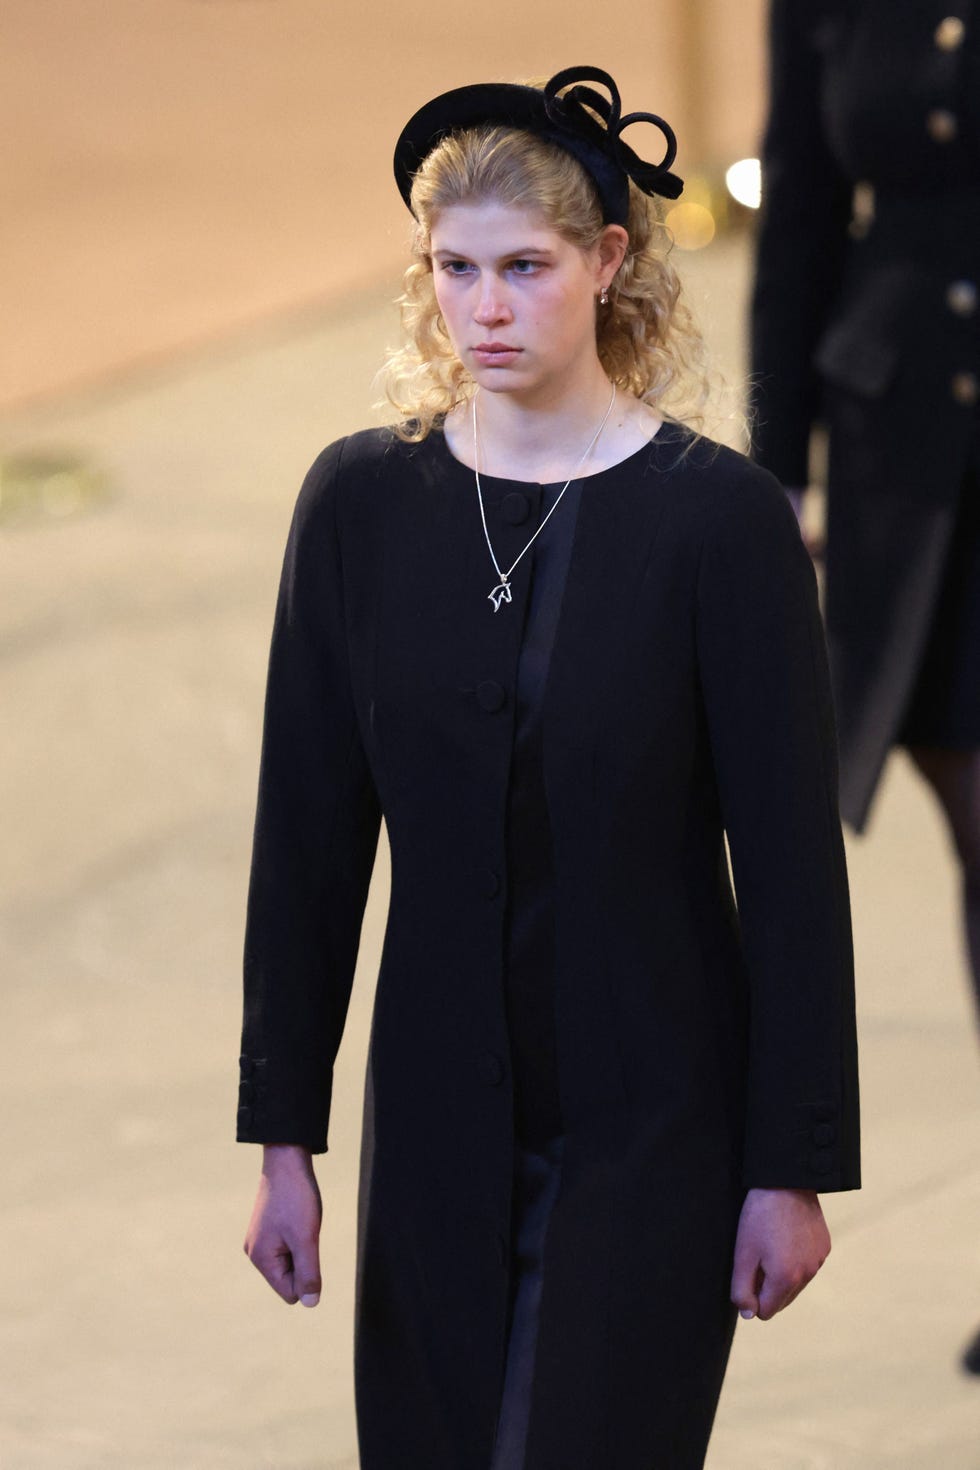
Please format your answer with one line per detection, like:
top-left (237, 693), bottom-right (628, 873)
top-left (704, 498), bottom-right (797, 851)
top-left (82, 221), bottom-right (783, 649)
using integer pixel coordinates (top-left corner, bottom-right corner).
top-left (429, 200), bottom-right (623, 401)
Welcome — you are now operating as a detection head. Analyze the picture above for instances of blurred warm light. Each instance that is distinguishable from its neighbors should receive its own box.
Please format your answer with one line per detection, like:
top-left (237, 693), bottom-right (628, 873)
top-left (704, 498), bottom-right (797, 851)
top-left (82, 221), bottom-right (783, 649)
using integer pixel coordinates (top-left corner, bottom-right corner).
top-left (665, 201), bottom-right (717, 251)
top-left (0, 451), bottom-right (110, 527)
top-left (725, 157), bottom-right (762, 210)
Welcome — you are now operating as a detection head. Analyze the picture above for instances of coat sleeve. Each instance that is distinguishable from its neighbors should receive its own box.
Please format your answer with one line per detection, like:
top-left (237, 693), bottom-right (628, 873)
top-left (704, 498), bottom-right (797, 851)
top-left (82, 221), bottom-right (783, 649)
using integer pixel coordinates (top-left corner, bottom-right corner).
top-left (750, 0), bottom-right (853, 486)
top-left (237, 439), bottom-right (382, 1154)
top-left (696, 467), bottom-right (860, 1192)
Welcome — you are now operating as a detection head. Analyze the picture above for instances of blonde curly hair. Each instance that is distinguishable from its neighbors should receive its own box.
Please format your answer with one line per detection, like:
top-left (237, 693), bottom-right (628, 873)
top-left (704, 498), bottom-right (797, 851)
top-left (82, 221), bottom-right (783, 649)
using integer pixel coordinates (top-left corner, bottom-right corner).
top-left (382, 103), bottom-right (711, 442)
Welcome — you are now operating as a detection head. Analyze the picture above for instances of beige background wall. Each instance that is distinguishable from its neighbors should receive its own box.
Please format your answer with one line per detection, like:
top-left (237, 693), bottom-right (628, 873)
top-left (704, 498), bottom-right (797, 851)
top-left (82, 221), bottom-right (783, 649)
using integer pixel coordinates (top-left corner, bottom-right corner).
top-left (4, 0), bottom-right (766, 410)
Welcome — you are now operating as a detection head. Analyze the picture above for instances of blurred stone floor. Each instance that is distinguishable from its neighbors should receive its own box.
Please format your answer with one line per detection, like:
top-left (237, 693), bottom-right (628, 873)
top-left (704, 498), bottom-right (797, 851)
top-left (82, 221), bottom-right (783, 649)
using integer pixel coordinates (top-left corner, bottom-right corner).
top-left (1, 236), bottom-right (979, 1469)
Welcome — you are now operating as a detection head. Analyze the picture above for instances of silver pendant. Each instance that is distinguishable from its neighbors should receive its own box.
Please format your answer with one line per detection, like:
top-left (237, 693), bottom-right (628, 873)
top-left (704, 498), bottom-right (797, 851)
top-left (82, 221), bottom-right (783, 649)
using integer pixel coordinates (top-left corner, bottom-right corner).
top-left (488, 579), bottom-right (512, 612)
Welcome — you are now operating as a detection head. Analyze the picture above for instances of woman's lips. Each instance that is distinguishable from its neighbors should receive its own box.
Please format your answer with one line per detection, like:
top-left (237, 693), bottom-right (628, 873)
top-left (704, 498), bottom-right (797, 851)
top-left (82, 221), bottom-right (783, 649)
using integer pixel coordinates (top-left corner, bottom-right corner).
top-left (472, 344), bottom-right (522, 366)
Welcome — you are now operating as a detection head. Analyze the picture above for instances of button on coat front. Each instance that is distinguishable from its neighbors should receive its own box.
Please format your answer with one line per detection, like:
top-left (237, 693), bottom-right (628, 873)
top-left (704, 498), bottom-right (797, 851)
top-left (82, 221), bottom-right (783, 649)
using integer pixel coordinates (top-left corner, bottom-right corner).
top-left (502, 490), bottom-right (531, 524)
top-left (476, 679), bottom-right (507, 712)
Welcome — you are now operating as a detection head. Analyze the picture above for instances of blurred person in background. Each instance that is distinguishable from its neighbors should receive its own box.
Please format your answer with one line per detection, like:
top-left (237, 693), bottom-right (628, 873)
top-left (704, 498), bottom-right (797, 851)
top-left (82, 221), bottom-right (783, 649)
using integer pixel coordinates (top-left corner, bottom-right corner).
top-left (237, 66), bottom-right (860, 1469)
top-left (750, 0), bottom-right (980, 1373)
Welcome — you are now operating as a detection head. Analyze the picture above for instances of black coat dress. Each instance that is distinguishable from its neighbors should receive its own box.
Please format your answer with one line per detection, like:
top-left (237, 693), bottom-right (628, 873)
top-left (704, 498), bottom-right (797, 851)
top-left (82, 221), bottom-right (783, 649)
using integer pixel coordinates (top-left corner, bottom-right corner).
top-left (751, 0), bottom-right (980, 829)
top-left (237, 423), bottom-right (860, 1470)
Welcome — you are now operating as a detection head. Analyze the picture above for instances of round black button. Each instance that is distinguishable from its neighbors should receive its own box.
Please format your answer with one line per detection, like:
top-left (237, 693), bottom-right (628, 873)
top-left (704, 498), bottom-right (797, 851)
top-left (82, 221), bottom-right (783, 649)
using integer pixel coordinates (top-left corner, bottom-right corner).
top-left (478, 868), bottom-right (501, 899)
top-left (476, 680), bottom-right (506, 712)
top-left (813, 1123), bottom-right (835, 1147)
top-left (238, 1106), bottom-right (254, 1128)
top-left (502, 492), bottom-right (530, 525)
top-left (238, 1082), bottom-right (255, 1105)
top-left (477, 1053), bottom-right (505, 1086)
top-left (809, 1149), bottom-right (835, 1176)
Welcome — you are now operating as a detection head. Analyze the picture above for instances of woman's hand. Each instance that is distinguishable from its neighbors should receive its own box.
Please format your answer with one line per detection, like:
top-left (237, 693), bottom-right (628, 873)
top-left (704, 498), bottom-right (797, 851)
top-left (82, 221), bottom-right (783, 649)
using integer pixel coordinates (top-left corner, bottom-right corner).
top-left (244, 1144), bottom-right (323, 1306)
top-left (730, 1187), bottom-right (831, 1321)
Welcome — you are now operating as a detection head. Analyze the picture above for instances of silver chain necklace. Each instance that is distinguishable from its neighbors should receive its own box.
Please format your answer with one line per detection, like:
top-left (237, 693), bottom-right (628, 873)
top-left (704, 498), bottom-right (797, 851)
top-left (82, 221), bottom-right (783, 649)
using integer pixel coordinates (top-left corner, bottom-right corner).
top-left (472, 381), bottom-right (617, 611)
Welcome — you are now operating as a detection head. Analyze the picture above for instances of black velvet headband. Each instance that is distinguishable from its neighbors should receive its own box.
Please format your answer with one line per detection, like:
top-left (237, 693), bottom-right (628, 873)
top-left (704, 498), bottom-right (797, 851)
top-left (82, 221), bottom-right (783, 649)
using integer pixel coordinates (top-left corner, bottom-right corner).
top-left (393, 65), bottom-right (683, 228)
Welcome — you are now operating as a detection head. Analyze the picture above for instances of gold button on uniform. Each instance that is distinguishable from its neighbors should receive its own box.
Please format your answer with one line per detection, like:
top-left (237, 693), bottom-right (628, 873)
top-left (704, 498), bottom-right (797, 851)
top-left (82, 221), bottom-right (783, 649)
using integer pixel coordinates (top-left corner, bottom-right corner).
top-left (935, 15), bottom-right (966, 50)
top-left (927, 108), bottom-right (959, 142)
top-left (951, 372), bottom-right (979, 406)
top-left (946, 280), bottom-right (979, 316)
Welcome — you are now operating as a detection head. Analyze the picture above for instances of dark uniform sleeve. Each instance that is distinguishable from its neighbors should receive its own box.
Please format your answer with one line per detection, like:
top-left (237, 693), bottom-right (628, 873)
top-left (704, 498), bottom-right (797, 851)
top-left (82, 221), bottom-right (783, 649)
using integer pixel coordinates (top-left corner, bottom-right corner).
top-left (750, 0), bottom-right (853, 485)
top-left (696, 468), bottom-right (860, 1192)
top-left (237, 439), bottom-right (382, 1153)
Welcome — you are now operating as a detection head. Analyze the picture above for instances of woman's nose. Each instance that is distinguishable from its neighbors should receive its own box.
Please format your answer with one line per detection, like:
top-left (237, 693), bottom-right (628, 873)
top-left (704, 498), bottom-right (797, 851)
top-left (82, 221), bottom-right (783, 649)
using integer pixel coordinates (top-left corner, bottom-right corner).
top-left (474, 281), bottom-right (511, 325)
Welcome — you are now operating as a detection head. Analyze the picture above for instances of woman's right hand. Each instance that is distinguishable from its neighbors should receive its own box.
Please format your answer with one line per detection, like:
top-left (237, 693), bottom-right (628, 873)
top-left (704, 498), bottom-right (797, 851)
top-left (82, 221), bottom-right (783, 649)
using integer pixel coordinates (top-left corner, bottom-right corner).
top-left (244, 1144), bottom-right (323, 1306)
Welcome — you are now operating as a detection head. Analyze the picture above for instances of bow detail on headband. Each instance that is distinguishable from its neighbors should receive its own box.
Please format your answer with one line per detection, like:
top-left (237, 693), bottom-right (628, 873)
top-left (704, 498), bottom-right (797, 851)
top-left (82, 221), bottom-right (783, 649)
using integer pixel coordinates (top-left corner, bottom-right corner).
top-left (543, 66), bottom-right (683, 202)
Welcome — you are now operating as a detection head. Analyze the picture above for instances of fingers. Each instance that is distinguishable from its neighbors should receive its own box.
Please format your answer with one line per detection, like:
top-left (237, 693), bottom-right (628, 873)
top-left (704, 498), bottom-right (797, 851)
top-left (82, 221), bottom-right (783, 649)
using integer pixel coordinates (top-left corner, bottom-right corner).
top-left (290, 1234), bottom-right (322, 1308)
top-left (243, 1164), bottom-right (323, 1307)
top-left (731, 1188), bottom-right (832, 1323)
top-left (731, 1254), bottom-right (813, 1322)
top-left (246, 1238), bottom-right (304, 1305)
top-left (756, 1261), bottom-right (811, 1321)
top-left (245, 1226), bottom-right (322, 1306)
top-left (730, 1242), bottom-right (762, 1321)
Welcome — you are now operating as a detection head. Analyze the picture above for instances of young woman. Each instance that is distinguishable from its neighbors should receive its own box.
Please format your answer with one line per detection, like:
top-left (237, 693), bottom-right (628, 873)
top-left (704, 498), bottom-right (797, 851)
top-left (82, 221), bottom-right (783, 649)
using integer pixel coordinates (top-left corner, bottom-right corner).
top-left (239, 67), bottom-right (860, 1470)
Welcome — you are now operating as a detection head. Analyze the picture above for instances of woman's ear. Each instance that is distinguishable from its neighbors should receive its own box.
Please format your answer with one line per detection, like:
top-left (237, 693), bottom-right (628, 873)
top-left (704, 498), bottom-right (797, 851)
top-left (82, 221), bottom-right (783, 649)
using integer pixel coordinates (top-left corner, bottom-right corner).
top-left (597, 224), bottom-right (629, 286)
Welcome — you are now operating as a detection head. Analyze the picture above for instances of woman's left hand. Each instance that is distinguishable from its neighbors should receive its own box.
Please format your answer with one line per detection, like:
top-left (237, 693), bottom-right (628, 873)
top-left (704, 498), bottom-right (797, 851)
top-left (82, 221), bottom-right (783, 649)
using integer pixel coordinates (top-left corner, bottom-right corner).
top-left (730, 1187), bottom-right (831, 1321)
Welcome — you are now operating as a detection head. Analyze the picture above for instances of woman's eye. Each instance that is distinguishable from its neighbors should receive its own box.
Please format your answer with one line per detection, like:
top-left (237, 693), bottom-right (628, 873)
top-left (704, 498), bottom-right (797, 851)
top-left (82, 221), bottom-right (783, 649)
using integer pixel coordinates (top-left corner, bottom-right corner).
top-left (440, 260), bottom-right (472, 275)
top-left (511, 259), bottom-right (538, 274)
